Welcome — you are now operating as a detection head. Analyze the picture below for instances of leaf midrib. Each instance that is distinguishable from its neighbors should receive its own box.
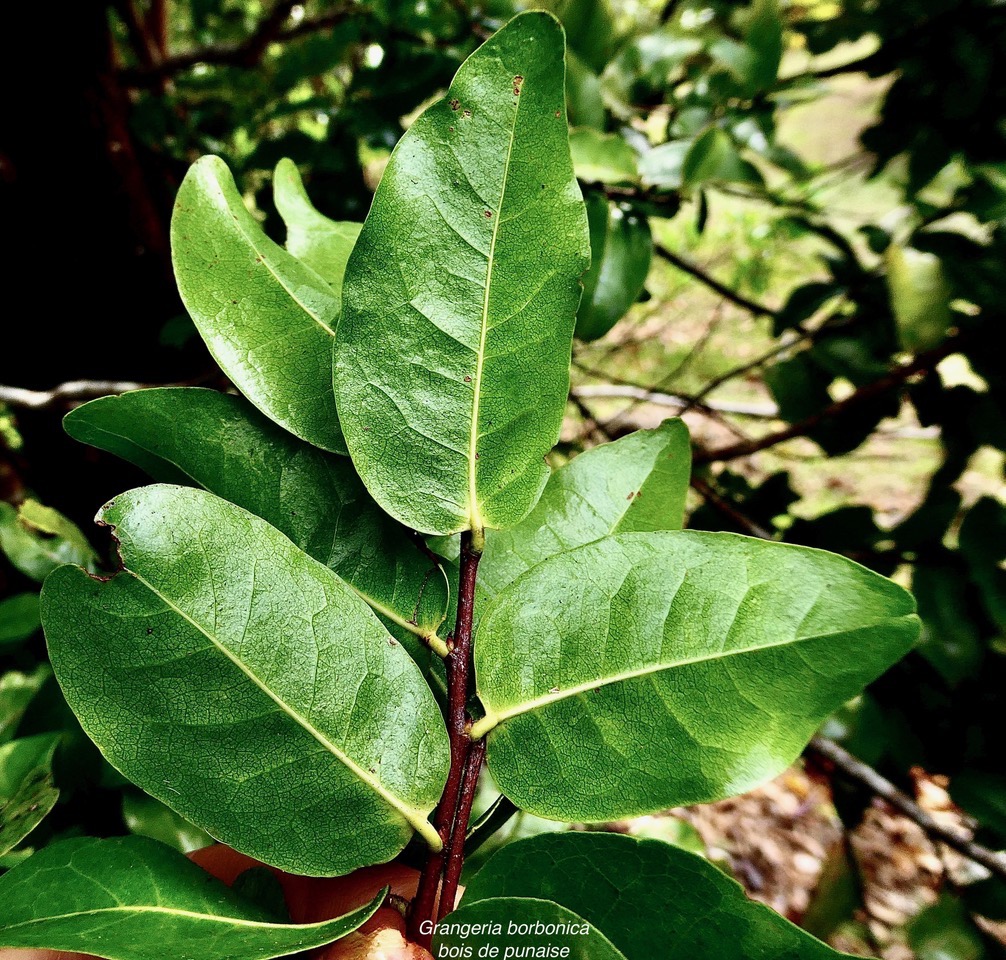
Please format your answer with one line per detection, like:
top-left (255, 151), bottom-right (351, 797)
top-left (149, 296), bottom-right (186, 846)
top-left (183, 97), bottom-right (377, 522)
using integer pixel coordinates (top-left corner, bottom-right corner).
top-left (473, 614), bottom-right (910, 737)
top-left (121, 566), bottom-right (441, 849)
top-left (0, 904), bottom-right (359, 932)
top-left (468, 88), bottom-right (523, 532)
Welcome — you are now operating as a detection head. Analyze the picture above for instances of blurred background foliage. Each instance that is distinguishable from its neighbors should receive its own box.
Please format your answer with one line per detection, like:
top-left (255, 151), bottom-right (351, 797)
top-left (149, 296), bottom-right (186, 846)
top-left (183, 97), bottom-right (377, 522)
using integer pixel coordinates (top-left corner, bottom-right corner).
top-left (1, 0), bottom-right (1005, 955)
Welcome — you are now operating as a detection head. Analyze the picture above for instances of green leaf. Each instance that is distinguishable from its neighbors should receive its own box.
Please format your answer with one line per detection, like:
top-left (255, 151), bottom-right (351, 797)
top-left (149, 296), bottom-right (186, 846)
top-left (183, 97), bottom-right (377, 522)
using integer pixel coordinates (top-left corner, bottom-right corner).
top-left (64, 388), bottom-right (450, 652)
top-left (0, 836), bottom-right (384, 960)
top-left (122, 790), bottom-right (213, 854)
top-left (885, 245), bottom-right (952, 352)
top-left (463, 833), bottom-right (854, 959)
top-left (273, 158), bottom-right (362, 293)
top-left (471, 532), bottom-right (918, 819)
top-left (336, 11), bottom-right (591, 536)
top-left (0, 501), bottom-right (99, 582)
top-left (449, 420), bottom-right (691, 600)
top-left (0, 733), bottom-right (59, 857)
top-left (171, 156), bottom-right (347, 454)
top-left (0, 667), bottom-right (49, 744)
top-left (41, 485), bottom-right (449, 875)
top-left (569, 130), bottom-right (639, 185)
top-left (434, 897), bottom-right (625, 960)
top-left (682, 128), bottom-right (763, 188)
top-left (638, 141), bottom-right (690, 190)
top-left (576, 195), bottom-right (653, 341)
top-left (432, 421), bottom-right (691, 642)
top-left (907, 894), bottom-right (985, 960)
top-left (0, 593), bottom-right (41, 650)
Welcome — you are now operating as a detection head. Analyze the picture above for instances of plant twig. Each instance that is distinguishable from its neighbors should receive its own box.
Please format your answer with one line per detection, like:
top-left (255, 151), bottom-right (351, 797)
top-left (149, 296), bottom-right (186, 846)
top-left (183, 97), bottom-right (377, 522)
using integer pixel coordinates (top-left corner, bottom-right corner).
top-left (572, 385), bottom-right (778, 418)
top-left (807, 736), bottom-right (1006, 882)
top-left (695, 335), bottom-right (965, 464)
top-left (439, 737), bottom-right (486, 920)
top-left (653, 243), bottom-right (777, 318)
top-left (690, 476), bottom-right (775, 540)
top-left (0, 380), bottom-right (167, 410)
top-left (409, 531), bottom-right (484, 946)
top-left (122, 2), bottom-right (347, 83)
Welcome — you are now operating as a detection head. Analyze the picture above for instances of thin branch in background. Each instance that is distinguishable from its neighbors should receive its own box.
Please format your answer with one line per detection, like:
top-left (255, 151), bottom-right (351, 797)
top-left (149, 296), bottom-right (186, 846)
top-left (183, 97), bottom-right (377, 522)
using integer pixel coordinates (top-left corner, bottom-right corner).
top-left (807, 736), bottom-right (1006, 883)
top-left (679, 331), bottom-right (804, 415)
top-left (147, 0), bottom-right (169, 60)
top-left (689, 475), bottom-right (775, 540)
top-left (653, 243), bottom-right (777, 318)
top-left (111, 0), bottom-right (160, 71)
top-left (695, 334), bottom-right (965, 464)
top-left (572, 383), bottom-right (778, 419)
top-left (0, 380), bottom-right (169, 411)
top-left (123, 1), bottom-right (347, 83)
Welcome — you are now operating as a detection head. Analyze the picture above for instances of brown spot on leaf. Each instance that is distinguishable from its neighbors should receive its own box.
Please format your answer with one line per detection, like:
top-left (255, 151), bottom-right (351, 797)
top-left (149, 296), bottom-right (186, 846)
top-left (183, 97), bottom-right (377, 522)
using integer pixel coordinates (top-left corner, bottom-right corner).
top-left (463, 109), bottom-right (472, 118)
top-left (464, 375), bottom-right (472, 382)
top-left (513, 74), bottom-right (524, 96)
top-left (449, 98), bottom-right (460, 110)
top-left (484, 210), bottom-right (493, 219)
top-left (555, 110), bottom-right (561, 118)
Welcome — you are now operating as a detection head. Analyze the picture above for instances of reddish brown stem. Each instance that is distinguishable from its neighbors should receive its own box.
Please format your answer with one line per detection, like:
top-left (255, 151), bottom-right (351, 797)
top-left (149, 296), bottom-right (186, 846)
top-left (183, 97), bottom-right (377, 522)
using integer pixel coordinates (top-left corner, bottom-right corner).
top-left (438, 738), bottom-right (487, 920)
top-left (408, 531), bottom-right (483, 948)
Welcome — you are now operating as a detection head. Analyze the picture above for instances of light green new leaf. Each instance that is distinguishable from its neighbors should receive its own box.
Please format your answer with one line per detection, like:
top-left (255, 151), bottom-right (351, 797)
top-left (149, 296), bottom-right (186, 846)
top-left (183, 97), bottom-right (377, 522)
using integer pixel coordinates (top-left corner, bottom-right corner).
top-left (576, 194), bottom-right (653, 342)
top-left (0, 733), bottom-right (59, 857)
top-left (41, 485), bottom-right (450, 875)
top-left (64, 388), bottom-right (449, 653)
top-left (273, 158), bottom-right (362, 293)
top-left (472, 532), bottom-right (918, 819)
top-left (172, 156), bottom-right (347, 453)
top-left (336, 11), bottom-right (590, 536)
top-left (463, 833), bottom-right (855, 959)
top-left (0, 501), bottom-right (100, 582)
top-left (0, 836), bottom-right (383, 960)
top-left (434, 898), bottom-right (624, 960)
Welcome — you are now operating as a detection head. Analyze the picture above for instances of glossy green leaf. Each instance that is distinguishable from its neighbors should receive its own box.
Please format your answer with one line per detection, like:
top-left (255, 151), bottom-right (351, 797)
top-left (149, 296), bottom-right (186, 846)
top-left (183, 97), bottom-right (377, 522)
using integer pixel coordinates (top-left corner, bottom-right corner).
top-left (434, 898), bottom-right (624, 960)
top-left (472, 532), bottom-right (919, 819)
top-left (122, 791), bottom-right (213, 854)
top-left (569, 130), bottom-right (639, 185)
top-left (273, 158), bottom-right (362, 293)
top-left (64, 388), bottom-right (449, 652)
top-left (336, 11), bottom-right (591, 536)
top-left (41, 485), bottom-right (450, 875)
top-left (463, 833), bottom-right (854, 959)
top-left (171, 156), bottom-right (347, 454)
top-left (0, 593), bottom-right (41, 650)
top-left (576, 195), bottom-right (653, 341)
top-left (0, 836), bottom-right (384, 959)
top-left (0, 501), bottom-right (99, 582)
top-left (0, 733), bottom-right (59, 857)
